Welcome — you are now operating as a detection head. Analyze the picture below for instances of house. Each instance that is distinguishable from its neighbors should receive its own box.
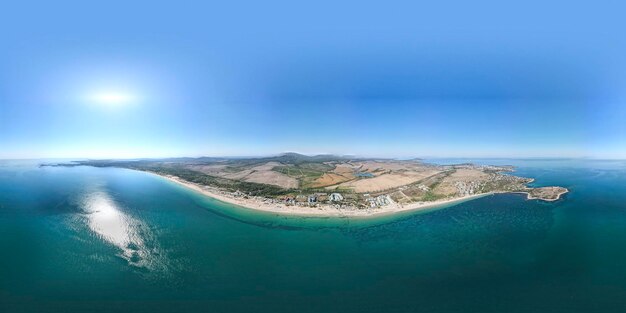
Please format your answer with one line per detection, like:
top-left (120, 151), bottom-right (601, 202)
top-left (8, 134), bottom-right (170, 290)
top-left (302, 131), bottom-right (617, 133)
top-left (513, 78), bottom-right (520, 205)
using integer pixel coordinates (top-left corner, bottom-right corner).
top-left (365, 195), bottom-right (391, 207)
top-left (329, 193), bottom-right (344, 202)
top-left (280, 196), bottom-right (296, 205)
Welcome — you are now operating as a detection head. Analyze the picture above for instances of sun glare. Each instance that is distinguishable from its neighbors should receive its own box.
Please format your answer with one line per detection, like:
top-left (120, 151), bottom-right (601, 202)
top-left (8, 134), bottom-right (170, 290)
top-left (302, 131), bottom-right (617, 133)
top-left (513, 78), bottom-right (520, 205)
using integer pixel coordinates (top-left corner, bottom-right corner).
top-left (89, 91), bottom-right (136, 106)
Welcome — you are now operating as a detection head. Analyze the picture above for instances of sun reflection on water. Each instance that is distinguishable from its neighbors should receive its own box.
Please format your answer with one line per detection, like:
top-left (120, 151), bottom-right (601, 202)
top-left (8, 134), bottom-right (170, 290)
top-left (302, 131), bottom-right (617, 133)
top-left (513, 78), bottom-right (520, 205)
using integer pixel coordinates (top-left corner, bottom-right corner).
top-left (77, 187), bottom-right (166, 272)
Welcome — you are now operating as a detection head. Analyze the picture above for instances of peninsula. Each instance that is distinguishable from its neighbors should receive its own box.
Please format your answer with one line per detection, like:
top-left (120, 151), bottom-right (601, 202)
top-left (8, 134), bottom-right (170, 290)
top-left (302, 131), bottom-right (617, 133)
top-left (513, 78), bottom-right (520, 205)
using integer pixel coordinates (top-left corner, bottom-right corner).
top-left (59, 153), bottom-right (568, 217)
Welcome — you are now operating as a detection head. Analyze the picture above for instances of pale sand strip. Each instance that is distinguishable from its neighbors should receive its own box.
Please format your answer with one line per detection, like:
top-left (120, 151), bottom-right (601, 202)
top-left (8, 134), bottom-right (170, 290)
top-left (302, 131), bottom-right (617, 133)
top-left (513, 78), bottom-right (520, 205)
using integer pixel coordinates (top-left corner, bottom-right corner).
top-left (147, 172), bottom-right (496, 218)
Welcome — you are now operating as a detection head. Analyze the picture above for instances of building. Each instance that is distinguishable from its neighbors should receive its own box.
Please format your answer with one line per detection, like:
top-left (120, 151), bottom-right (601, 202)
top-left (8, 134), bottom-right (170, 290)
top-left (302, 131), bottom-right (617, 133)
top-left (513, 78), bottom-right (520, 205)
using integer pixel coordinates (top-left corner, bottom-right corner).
top-left (329, 193), bottom-right (344, 202)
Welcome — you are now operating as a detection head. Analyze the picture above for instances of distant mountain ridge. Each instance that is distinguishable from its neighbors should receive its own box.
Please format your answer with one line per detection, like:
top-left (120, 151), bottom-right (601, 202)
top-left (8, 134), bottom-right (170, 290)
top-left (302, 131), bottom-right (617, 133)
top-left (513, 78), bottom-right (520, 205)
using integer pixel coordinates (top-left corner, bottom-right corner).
top-left (121, 153), bottom-right (361, 165)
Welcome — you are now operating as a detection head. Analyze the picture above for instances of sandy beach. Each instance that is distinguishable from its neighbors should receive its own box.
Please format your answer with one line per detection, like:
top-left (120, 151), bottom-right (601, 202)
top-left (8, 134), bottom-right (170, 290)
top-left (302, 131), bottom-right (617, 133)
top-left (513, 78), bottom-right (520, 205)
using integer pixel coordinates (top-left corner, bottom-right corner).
top-left (150, 172), bottom-right (499, 218)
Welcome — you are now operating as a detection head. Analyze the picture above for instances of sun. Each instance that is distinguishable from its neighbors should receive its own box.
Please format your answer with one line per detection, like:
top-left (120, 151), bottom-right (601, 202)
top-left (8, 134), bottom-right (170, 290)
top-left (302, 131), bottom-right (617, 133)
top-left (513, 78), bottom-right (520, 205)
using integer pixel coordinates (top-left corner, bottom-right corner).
top-left (88, 91), bottom-right (137, 107)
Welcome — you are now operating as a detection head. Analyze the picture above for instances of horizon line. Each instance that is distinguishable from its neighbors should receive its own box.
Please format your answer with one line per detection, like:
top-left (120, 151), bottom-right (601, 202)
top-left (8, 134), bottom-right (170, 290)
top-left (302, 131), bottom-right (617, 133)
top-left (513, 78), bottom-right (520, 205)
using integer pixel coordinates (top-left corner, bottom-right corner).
top-left (0, 153), bottom-right (622, 162)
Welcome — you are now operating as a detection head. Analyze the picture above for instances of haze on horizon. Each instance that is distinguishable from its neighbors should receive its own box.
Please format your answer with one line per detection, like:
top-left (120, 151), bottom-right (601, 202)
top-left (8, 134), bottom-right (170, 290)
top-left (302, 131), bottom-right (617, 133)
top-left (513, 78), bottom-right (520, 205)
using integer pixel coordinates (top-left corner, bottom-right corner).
top-left (1, 1), bottom-right (626, 160)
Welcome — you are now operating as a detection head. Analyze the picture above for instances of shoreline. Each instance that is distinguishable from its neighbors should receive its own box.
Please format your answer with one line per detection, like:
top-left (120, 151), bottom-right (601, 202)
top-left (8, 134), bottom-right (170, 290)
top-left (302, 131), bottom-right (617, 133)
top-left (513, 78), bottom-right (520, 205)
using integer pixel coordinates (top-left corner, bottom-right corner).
top-left (515, 188), bottom-right (569, 202)
top-left (151, 172), bottom-right (496, 218)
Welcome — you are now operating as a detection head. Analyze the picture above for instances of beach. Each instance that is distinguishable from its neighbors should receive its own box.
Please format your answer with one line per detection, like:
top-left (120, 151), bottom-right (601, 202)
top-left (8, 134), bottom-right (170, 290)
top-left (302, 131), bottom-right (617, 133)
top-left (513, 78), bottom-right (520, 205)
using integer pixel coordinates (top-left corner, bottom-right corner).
top-left (150, 171), bottom-right (568, 217)
top-left (153, 172), bottom-right (498, 217)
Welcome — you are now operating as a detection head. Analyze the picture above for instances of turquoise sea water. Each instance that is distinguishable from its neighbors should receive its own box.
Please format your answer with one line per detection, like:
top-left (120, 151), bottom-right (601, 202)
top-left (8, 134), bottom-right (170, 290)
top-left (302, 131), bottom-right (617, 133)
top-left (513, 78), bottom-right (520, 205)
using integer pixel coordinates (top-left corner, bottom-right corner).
top-left (2, 159), bottom-right (626, 312)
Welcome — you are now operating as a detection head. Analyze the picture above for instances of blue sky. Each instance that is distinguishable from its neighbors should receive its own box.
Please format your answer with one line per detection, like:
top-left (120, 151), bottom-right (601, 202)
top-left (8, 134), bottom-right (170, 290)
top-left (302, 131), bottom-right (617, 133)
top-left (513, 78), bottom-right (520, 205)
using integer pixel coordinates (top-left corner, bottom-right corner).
top-left (1, 0), bottom-right (625, 159)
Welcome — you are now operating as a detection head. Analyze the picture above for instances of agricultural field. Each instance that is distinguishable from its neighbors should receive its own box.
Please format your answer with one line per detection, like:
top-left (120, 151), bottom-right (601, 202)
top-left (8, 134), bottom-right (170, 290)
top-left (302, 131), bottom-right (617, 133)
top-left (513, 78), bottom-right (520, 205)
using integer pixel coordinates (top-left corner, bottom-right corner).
top-left (67, 153), bottom-right (566, 202)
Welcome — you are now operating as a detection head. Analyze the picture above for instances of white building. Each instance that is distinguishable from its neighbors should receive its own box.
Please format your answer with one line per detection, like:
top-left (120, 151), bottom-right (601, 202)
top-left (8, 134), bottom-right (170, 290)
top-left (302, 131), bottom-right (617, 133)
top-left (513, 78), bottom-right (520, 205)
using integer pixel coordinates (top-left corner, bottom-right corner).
top-left (329, 193), bottom-right (344, 202)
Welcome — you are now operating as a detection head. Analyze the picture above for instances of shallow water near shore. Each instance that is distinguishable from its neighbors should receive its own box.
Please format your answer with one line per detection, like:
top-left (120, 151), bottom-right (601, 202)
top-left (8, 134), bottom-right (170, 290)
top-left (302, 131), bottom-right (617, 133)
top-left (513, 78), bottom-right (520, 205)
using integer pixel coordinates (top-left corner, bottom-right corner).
top-left (2, 159), bottom-right (626, 312)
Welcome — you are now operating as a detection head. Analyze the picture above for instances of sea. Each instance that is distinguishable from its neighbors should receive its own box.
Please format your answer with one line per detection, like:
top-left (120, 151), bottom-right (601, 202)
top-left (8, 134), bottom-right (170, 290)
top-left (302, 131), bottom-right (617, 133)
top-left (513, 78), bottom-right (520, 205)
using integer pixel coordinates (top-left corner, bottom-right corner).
top-left (2, 158), bottom-right (626, 312)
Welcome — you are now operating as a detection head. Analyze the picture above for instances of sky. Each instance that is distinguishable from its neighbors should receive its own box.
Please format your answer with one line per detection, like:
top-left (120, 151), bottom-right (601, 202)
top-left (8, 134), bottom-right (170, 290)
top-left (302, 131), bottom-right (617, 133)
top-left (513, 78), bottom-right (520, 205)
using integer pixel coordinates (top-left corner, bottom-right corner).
top-left (1, 0), bottom-right (626, 159)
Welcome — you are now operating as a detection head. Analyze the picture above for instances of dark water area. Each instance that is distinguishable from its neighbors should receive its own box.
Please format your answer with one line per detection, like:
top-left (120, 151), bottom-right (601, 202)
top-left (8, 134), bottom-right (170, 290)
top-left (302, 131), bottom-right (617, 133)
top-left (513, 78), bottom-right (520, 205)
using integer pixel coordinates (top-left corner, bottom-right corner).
top-left (2, 159), bottom-right (626, 312)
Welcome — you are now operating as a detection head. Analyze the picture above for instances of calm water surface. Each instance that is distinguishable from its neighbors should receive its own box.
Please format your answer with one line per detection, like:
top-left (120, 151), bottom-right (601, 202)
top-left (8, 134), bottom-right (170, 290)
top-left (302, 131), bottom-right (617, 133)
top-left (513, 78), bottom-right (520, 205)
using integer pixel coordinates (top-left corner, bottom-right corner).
top-left (2, 159), bottom-right (626, 312)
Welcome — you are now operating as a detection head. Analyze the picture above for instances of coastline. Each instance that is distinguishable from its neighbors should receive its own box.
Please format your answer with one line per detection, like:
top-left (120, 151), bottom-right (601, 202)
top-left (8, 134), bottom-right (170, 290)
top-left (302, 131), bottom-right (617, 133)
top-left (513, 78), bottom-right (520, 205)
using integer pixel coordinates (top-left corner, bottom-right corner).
top-left (516, 188), bottom-right (569, 202)
top-left (151, 172), bottom-right (495, 218)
